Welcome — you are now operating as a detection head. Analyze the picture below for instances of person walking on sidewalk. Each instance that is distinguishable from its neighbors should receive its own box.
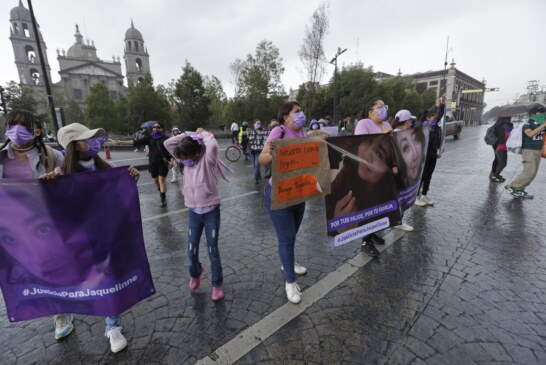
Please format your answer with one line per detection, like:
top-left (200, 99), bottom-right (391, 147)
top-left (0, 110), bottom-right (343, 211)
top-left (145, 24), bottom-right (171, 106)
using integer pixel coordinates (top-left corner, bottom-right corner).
top-left (164, 128), bottom-right (231, 301)
top-left (414, 103), bottom-right (444, 207)
top-left (353, 98), bottom-right (395, 257)
top-left (57, 123), bottom-right (140, 353)
top-left (170, 125), bottom-right (183, 183)
top-left (491, 118), bottom-right (513, 183)
top-left (248, 119), bottom-right (268, 184)
top-left (505, 104), bottom-right (546, 198)
top-left (259, 101), bottom-right (309, 304)
top-left (117, 122), bottom-right (170, 207)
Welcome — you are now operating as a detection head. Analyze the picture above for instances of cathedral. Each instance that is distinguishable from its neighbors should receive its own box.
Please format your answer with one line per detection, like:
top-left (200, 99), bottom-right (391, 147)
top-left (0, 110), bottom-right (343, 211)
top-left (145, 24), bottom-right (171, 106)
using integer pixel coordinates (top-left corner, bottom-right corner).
top-left (8, 0), bottom-right (152, 110)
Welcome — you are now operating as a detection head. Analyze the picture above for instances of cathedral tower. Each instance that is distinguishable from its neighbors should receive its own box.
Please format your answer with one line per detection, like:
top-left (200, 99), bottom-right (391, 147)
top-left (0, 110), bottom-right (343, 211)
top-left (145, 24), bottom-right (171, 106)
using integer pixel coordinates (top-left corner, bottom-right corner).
top-left (124, 20), bottom-right (151, 86)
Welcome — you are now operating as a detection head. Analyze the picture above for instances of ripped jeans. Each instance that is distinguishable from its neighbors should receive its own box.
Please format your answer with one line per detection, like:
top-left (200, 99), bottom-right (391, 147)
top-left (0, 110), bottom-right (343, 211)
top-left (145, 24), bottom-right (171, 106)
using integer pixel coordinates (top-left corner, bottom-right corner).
top-left (187, 206), bottom-right (223, 287)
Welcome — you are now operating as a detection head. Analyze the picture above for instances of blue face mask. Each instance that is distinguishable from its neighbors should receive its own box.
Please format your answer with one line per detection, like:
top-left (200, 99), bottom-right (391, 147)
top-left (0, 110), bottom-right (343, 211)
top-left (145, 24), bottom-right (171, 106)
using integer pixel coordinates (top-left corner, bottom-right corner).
top-left (292, 112), bottom-right (307, 128)
top-left (83, 137), bottom-right (103, 156)
top-left (181, 159), bottom-right (197, 167)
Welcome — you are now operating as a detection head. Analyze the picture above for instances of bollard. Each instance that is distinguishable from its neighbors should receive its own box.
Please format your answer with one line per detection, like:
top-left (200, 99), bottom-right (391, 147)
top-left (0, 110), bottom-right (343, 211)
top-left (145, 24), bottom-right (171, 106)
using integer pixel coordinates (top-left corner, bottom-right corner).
top-left (105, 146), bottom-right (111, 160)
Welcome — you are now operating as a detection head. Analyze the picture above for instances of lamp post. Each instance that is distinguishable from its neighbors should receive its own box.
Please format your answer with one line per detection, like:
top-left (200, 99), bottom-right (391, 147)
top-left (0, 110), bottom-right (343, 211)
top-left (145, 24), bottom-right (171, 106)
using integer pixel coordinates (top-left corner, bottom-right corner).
top-left (330, 47), bottom-right (347, 126)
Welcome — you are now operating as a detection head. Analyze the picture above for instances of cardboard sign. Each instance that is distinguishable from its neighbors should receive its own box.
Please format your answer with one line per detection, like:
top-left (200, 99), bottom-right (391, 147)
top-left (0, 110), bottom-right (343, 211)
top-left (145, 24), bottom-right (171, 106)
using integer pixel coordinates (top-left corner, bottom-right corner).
top-left (271, 136), bottom-right (330, 210)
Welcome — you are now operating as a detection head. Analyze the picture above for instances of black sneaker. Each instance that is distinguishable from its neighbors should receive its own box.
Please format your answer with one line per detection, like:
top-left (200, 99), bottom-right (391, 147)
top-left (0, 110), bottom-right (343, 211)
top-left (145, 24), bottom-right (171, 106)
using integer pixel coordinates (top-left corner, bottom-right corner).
top-left (362, 239), bottom-right (380, 257)
top-left (369, 232), bottom-right (385, 245)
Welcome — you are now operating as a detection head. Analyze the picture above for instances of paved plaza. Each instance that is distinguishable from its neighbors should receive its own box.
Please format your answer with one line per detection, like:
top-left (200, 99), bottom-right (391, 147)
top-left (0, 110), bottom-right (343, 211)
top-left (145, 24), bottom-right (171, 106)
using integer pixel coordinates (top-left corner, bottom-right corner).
top-left (1, 125), bottom-right (545, 364)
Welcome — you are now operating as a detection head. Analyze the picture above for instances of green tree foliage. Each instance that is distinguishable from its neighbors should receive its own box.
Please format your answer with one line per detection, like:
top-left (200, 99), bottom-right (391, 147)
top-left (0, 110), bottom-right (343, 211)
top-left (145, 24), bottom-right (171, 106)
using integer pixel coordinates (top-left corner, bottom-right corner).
top-left (232, 40), bottom-right (286, 122)
top-left (83, 83), bottom-right (118, 130)
top-left (174, 61), bottom-right (211, 131)
top-left (204, 75), bottom-right (227, 128)
top-left (126, 73), bottom-right (171, 132)
top-left (3, 81), bottom-right (38, 113)
top-left (114, 93), bottom-right (131, 134)
top-left (63, 100), bottom-right (83, 124)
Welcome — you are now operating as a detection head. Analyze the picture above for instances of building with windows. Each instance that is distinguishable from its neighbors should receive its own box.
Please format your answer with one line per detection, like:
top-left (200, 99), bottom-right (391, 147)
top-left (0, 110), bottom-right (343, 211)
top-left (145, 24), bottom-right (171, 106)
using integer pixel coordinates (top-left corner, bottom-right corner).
top-left (409, 61), bottom-right (485, 122)
top-left (8, 1), bottom-right (152, 110)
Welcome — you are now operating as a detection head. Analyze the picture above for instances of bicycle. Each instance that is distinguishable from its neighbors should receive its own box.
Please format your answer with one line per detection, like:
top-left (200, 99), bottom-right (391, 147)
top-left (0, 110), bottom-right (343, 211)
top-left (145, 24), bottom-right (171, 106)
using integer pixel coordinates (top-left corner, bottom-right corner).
top-left (225, 142), bottom-right (244, 162)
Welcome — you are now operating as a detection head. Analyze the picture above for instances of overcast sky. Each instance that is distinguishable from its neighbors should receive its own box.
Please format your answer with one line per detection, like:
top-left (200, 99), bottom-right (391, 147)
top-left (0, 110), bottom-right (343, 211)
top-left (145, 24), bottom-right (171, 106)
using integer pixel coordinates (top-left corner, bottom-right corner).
top-left (1, 0), bottom-right (545, 111)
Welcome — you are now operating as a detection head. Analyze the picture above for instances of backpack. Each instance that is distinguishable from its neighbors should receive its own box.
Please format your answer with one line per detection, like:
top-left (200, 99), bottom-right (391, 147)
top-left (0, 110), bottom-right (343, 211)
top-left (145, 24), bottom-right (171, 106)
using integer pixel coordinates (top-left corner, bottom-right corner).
top-left (484, 125), bottom-right (498, 145)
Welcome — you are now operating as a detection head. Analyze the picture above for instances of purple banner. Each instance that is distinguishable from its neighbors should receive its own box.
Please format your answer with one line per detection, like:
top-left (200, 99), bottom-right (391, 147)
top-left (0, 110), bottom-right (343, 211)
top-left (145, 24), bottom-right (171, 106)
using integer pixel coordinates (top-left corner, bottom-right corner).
top-left (327, 200), bottom-right (398, 232)
top-left (0, 167), bottom-right (155, 322)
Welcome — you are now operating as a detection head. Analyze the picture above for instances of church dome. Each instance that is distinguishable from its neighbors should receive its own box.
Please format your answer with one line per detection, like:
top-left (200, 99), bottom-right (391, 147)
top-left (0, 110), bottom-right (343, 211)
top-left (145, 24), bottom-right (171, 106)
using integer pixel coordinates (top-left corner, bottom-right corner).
top-left (10, 1), bottom-right (31, 21)
top-left (125, 20), bottom-right (143, 41)
top-left (66, 44), bottom-right (84, 58)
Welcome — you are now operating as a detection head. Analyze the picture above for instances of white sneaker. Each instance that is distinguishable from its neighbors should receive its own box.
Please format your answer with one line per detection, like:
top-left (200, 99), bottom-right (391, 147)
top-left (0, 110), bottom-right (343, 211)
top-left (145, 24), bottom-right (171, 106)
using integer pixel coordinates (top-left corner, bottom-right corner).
top-left (281, 263), bottom-right (308, 275)
top-left (421, 195), bottom-right (434, 205)
top-left (285, 282), bottom-right (302, 304)
top-left (414, 196), bottom-right (426, 206)
top-left (54, 314), bottom-right (74, 340)
top-left (395, 223), bottom-right (414, 231)
top-left (106, 326), bottom-right (127, 353)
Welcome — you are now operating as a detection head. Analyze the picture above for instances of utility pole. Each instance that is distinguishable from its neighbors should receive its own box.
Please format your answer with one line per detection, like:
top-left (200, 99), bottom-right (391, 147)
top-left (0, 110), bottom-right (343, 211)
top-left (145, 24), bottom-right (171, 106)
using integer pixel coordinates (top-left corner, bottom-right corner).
top-left (27, 0), bottom-right (59, 133)
top-left (330, 47), bottom-right (347, 126)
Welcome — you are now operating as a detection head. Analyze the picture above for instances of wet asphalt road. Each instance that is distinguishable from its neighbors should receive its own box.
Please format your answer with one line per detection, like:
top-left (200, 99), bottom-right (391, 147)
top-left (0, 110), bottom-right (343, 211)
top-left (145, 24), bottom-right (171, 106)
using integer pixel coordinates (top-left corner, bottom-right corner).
top-left (0, 125), bottom-right (545, 364)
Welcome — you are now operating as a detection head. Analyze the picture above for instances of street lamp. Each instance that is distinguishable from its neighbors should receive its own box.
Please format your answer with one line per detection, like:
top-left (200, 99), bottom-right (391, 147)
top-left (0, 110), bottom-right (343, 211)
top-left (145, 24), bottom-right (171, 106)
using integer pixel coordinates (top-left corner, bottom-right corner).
top-left (330, 47), bottom-right (347, 126)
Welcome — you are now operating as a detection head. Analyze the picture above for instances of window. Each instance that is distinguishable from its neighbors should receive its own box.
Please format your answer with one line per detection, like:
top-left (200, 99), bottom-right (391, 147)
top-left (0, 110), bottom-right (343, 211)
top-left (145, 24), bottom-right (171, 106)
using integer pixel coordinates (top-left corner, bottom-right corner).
top-left (429, 80), bottom-right (438, 86)
top-left (109, 90), bottom-right (117, 100)
top-left (135, 42), bottom-right (139, 52)
top-left (12, 22), bottom-right (19, 35)
top-left (137, 77), bottom-right (144, 84)
top-left (135, 58), bottom-right (142, 72)
top-left (127, 41), bottom-right (131, 51)
top-left (30, 69), bottom-right (40, 85)
top-left (25, 45), bottom-right (36, 63)
top-left (73, 89), bottom-right (82, 101)
top-left (22, 23), bottom-right (30, 38)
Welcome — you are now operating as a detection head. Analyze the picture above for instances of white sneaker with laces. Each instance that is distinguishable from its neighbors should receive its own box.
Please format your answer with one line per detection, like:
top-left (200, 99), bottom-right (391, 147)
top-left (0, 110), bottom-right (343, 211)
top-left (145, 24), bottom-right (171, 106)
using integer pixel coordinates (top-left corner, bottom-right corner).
top-left (281, 263), bottom-right (308, 275)
top-left (421, 195), bottom-right (434, 205)
top-left (285, 282), bottom-right (302, 304)
top-left (106, 326), bottom-right (127, 353)
top-left (414, 196), bottom-right (426, 206)
top-left (395, 223), bottom-right (414, 231)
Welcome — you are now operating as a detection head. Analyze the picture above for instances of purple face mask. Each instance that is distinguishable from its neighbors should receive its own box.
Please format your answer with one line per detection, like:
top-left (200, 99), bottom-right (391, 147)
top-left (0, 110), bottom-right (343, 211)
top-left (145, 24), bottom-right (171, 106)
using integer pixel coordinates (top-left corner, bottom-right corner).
top-left (151, 129), bottom-right (165, 139)
top-left (181, 159), bottom-right (197, 167)
top-left (83, 137), bottom-right (104, 156)
top-left (254, 124), bottom-right (262, 130)
top-left (292, 112), bottom-right (307, 128)
top-left (5, 125), bottom-right (35, 146)
top-left (375, 107), bottom-right (388, 121)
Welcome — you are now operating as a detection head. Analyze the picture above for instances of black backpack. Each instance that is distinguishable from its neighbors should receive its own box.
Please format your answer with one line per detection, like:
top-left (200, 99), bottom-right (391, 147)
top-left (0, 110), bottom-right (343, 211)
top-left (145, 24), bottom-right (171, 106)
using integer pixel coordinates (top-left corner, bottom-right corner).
top-left (484, 125), bottom-right (498, 145)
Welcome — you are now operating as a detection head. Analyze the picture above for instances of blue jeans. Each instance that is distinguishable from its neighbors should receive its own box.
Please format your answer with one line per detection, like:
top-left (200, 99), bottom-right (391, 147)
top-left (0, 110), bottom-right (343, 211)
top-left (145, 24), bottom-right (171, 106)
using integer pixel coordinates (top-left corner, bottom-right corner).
top-left (187, 207), bottom-right (223, 287)
top-left (105, 315), bottom-right (121, 333)
top-left (264, 184), bottom-right (305, 283)
top-left (251, 150), bottom-right (262, 180)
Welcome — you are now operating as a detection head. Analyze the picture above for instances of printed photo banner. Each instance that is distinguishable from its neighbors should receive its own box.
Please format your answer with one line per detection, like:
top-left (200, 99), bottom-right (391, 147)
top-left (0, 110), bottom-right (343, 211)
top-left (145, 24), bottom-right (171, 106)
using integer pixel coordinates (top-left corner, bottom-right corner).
top-left (325, 127), bottom-right (429, 248)
top-left (271, 136), bottom-right (331, 210)
top-left (0, 167), bottom-right (155, 322)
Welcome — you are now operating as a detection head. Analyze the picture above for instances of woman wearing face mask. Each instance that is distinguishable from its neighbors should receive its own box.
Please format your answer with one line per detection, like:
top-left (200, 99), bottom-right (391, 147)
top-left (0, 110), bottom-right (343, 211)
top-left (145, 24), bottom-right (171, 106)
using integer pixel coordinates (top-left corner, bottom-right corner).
top-left (352, 98), bottom-right (397, 256)
top-left (0, 110), bottom-right (64, 181)
top-left (259, 101), bottom-right (309, 305)
top-left (170, 125), bottom-right (183, 183)
top-left (309, 119), bottom-right (320, 131)
top-left (248, 119), bottom-right (269, 184)
top-left (55, 123), bottom-right (139, 353)
top-left (164, 128), bottom-right (231, 302)
top-left (117, 122), bottom-right (170, 207)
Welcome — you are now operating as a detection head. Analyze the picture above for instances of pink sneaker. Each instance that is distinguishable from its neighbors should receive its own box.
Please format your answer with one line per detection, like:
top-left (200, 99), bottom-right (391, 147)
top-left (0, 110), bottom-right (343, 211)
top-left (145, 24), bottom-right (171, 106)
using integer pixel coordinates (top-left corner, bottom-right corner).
top-left (189, 265), bottom-right (204, 290)
top-left (211, 285), bottom-right (224, 301)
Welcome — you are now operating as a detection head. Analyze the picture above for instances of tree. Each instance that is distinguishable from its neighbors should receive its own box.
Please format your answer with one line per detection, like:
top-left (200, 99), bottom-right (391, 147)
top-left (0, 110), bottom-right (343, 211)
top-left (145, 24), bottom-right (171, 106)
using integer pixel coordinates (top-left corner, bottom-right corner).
top-left (114, 93), bottom-right (130, 134)
top-left (299, 1), bottom-right (329, 116)
top-left (336, 63), bottom-right (377, 119)
top-left (204, 75), bottom-right (227, 128)
top-left (3, 81), bottom-right (38, 113)
top-left (174, 61), bottom-right (211, 131)
top-left (126, 73), bottom-right (171, 131)
top-left (83, 83), bottom-right (118, 130)
top-left (63, 100), bottom-right (83, 125)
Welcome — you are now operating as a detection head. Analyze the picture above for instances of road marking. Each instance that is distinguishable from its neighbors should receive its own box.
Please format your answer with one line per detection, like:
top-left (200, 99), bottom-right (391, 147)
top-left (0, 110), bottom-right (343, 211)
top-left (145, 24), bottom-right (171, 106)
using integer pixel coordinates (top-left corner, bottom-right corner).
top-left (142, 191), bottom-right (259, 222)
top-left (196, 228), bottom-right (406, 365)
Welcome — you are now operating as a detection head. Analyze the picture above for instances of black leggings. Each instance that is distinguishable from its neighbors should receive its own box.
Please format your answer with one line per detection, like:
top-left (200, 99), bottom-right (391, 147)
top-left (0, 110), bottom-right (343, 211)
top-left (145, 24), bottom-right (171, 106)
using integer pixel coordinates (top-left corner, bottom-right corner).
top-left (490, 144), bottom-right (498, 174)
top-left (420, 155), bottom-right (437, 196)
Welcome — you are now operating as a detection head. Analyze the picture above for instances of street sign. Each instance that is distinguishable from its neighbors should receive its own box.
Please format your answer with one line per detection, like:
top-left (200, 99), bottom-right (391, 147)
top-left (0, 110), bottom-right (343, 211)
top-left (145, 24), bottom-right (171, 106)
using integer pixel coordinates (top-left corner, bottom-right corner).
top-left (461, 89), bottom-right (484, 94)
top-left (486, 88), bottom-right (499, 92)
